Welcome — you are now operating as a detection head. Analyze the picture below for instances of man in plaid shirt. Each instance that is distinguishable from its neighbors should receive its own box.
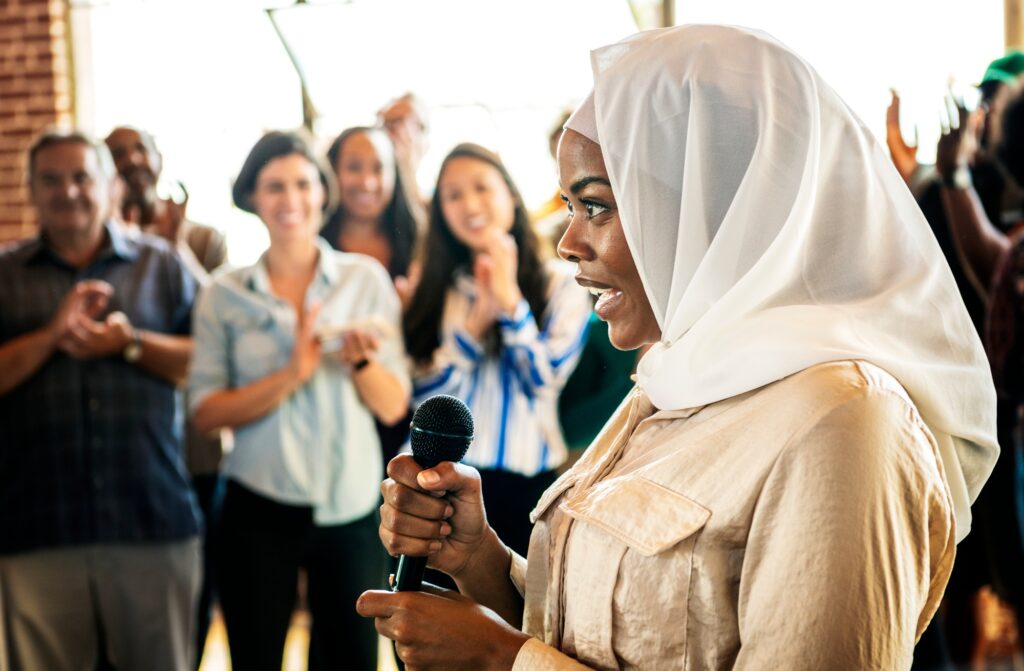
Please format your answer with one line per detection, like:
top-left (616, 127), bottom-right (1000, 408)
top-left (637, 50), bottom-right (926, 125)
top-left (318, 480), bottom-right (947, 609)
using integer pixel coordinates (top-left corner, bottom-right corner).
top-left (0, 129), bottom-right (201, 670)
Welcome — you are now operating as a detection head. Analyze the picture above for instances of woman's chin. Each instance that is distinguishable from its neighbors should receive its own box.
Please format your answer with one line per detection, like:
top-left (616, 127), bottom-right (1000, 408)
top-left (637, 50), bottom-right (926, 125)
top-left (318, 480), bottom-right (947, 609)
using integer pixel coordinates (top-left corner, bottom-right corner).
top-left (606, 324), bottom-right (643, 352)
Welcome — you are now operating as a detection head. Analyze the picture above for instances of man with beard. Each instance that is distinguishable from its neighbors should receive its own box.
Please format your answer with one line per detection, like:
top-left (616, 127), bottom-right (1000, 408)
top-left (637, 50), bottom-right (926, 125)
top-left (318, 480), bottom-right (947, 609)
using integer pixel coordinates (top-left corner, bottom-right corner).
top-left (104, 126), bottom-right (227, 279)
top-left (104, 125), bottom-right (226, 668)
top-left (0, 129), bottom-right (201, 669)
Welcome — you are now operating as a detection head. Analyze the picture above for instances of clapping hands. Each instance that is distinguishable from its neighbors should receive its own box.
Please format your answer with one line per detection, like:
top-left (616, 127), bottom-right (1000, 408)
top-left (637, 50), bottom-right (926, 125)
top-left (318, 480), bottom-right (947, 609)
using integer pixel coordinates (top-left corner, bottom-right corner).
top-left (463, 230), bottom-right (522, 340)
top-left (49, 281), bottom-right (134, 359)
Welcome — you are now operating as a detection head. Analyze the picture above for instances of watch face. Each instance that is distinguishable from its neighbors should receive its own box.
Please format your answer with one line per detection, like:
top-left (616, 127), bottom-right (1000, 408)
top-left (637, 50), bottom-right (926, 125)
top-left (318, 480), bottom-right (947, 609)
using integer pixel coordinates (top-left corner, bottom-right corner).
top-left (124, 342), bottom-right (142, 363)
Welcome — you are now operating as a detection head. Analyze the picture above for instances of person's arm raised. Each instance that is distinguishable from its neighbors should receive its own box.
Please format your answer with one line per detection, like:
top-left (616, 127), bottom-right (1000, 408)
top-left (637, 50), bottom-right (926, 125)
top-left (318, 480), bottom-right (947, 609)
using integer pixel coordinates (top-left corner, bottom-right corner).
top-left (936, 97), bottom-right (1010, 298)
top-left (191, 304), bottom-right (321, 433)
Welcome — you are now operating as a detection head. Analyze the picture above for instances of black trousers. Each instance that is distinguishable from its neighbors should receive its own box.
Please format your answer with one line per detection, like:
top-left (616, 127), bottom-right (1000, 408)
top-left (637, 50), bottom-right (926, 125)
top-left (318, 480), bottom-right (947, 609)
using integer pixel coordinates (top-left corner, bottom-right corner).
top-left (215, 480), bottom-right (384, 671)
top-left (192, 473), bottom-right (223, 670)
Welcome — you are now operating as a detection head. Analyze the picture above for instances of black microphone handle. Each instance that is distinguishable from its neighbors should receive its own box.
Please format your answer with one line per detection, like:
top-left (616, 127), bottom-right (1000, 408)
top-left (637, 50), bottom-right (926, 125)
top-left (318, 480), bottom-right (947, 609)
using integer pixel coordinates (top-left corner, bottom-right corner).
top-left (392, 455), bottom-right (443, 592)
top-left (393, 554), bottom-right (428, 592)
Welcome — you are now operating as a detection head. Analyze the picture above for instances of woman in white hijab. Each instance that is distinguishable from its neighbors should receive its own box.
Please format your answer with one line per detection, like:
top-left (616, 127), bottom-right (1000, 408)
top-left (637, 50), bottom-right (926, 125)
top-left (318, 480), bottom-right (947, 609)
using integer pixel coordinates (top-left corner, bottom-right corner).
top-left (357, 24), bottom-right (999, 670)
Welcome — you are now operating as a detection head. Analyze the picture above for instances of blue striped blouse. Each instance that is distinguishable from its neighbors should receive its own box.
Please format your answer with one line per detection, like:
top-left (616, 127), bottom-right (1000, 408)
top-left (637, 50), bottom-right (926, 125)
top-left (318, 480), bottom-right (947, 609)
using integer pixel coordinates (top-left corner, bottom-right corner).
top-left (412, 260), bottom-right (592, 476)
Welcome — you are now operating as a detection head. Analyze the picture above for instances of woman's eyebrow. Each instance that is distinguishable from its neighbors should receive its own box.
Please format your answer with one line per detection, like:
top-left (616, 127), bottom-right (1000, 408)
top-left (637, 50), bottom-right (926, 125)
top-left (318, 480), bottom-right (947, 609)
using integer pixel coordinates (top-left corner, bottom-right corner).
top-left (570, 176), bottom-right (611, 194)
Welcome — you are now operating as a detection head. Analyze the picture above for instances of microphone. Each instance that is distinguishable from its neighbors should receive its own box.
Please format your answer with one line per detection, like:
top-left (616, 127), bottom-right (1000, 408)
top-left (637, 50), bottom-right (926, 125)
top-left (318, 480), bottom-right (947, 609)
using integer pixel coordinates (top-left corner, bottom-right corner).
top-left (392, 394), bottom-right (474, 592)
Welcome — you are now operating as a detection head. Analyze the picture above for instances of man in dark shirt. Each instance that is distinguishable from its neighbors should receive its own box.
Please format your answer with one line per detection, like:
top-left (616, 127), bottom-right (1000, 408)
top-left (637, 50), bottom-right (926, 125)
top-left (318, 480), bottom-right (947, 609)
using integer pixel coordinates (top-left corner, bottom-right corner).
top-left (0, 129), bottom-right (201, 670)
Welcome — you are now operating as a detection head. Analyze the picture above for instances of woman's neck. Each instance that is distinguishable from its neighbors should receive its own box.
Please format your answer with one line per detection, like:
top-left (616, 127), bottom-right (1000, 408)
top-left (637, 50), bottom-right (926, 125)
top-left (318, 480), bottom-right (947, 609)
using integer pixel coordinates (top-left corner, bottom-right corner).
top-left (265, 237), bottom-right (318, 280)
top-left (339, 214), bottom-right (380, 237)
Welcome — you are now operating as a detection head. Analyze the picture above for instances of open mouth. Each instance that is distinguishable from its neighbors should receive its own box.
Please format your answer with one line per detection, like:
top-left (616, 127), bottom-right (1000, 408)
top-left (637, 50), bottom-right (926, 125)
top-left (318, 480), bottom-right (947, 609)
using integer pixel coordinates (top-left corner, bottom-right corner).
top-left (591, 286), bottom-right (623, 313)
top-left (576, 276), bottom-right (623, 317)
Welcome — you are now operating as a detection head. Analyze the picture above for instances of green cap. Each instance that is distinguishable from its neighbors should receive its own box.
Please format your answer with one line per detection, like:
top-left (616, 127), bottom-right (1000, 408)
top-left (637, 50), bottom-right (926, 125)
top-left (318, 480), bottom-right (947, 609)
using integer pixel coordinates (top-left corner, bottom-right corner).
top-left (981, 51), bottom-right (1024, 86)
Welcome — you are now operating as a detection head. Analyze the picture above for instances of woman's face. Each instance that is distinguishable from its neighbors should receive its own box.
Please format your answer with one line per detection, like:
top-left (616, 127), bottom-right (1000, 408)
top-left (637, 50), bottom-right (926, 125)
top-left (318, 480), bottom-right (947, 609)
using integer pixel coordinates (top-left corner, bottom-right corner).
top-left (557, 129), bottom-right (661, 350)
top-left (438, 156), bottom-right (517, 253)
top-left (250, 152), bottom-right (325, 243)
top-left (335, 130), bottom-right (396, 223)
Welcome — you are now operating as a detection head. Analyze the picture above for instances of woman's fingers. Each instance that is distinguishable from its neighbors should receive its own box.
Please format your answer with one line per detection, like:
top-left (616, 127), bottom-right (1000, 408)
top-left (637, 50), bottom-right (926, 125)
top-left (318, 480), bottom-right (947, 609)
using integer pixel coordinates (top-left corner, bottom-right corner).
top-left (381, 476), bottom-right (453, 519)
top-left (299, 302), bottom-right (322, 339)
top-left (380, 501), bottom-right (451, 542)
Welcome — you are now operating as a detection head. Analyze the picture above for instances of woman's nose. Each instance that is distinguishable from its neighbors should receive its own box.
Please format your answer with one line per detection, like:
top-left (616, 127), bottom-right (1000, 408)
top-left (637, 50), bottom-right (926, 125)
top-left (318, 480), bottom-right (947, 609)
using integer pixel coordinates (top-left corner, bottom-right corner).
top-left (557, 215), bottom-right (589, 263)
top-left (360, 170), bottom-right (379, 192)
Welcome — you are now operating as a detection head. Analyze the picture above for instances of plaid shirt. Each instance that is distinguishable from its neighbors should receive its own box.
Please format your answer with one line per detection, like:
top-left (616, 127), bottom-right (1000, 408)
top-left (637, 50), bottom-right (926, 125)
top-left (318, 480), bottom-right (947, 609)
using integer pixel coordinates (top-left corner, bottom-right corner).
top-left (0, 222), bottom-right (201, 555)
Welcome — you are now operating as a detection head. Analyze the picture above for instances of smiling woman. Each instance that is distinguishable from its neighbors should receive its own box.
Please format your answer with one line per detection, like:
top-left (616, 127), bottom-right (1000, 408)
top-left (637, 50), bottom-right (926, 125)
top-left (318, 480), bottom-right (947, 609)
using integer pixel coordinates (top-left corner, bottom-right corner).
top-left (401, 143), bottom-right (592, 559)
top-left (556, 137), bottom-right (659, 350)
top-left (188, 130), bottom-right (411, 670)
top-left (320, 127), bottom-right (420, 281)
top-left (357, 24), bottom-right (1000, 671)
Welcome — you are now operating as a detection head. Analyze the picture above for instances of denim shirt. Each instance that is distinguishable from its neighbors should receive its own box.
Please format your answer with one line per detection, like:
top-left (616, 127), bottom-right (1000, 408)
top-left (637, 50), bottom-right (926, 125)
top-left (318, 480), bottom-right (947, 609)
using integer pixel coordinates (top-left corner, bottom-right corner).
top-left (188, 240), bottom-right (408, 525)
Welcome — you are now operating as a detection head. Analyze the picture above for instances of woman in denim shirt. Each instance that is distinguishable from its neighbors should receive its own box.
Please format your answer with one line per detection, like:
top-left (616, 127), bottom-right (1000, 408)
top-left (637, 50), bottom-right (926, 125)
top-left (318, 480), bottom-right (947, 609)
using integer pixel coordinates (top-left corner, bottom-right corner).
top-left (188, 131), bottom-right (409, 671)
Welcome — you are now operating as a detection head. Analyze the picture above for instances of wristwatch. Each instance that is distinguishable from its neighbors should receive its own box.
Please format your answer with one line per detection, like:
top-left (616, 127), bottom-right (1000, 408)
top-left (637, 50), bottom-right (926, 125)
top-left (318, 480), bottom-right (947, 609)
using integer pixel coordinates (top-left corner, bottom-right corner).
top-left (941, 165), bottom-right (971, 190)
top-left (123, 327), bottom-right (142, 363)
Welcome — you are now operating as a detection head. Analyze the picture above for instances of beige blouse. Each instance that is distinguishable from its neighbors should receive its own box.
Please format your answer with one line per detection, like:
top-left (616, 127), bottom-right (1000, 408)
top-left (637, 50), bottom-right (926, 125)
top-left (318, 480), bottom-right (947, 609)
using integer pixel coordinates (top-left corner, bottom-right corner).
top-left (510, 361), bottom-right (955, 670)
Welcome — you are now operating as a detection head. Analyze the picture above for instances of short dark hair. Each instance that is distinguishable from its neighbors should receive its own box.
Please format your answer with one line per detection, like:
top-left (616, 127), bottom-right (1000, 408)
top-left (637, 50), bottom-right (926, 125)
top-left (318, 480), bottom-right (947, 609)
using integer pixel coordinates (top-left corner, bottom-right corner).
top-left (232, 130), bottom-right (335, 214)
top-left (26, 128), bottom-right (115, 183)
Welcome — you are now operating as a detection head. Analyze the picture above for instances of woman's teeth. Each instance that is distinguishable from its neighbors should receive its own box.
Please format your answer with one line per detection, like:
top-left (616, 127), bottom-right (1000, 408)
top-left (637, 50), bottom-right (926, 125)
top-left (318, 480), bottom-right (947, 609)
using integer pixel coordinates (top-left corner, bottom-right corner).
top-left (594, 288), bottom-right (621, 310)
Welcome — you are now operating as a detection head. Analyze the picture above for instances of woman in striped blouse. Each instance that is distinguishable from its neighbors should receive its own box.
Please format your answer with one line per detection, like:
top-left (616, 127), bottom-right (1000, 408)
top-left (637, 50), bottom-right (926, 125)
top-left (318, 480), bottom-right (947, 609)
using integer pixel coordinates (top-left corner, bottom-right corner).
top-left (402, 143), bottom-right (592, 555)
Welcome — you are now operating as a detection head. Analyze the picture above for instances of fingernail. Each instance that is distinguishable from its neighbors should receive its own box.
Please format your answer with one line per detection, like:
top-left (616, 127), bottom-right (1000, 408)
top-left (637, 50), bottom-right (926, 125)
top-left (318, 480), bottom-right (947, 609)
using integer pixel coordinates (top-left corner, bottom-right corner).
top-left (440, 522), bottom-right (452, 536)
top-left (418, 471), bottom-right (440, 487)
top-left (429, 541), bottom-right (442, 552)
top-left (443, 505), bottom-right (454, 518)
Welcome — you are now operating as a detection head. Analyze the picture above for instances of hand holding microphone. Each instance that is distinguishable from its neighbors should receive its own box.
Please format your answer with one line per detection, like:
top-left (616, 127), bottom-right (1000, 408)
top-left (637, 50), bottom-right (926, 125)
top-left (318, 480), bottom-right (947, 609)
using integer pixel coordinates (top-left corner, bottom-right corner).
top-left (360, 394), bottom-right (531, 668)
top-left (382, 395), bottom-right (487, 589)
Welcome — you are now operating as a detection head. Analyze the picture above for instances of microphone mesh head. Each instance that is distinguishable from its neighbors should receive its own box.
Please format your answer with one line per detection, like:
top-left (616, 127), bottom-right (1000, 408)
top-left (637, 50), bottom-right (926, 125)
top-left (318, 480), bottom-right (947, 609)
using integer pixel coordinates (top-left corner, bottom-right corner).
top-left (410, 395), bottom-right (474, 467)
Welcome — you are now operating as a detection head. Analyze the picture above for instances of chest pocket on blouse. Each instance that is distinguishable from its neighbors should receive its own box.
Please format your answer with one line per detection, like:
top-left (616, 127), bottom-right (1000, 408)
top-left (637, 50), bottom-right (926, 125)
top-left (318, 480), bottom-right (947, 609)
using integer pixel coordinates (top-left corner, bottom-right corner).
top-left (560, 476), bottom-right (711, 669)
top-left (227, 310), bottom-right (285, 383)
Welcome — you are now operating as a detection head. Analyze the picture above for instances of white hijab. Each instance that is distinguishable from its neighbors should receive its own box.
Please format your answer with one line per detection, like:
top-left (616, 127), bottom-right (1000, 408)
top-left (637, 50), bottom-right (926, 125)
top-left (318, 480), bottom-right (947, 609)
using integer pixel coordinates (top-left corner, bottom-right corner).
top-left (566, 24), bottom-right (997, 541)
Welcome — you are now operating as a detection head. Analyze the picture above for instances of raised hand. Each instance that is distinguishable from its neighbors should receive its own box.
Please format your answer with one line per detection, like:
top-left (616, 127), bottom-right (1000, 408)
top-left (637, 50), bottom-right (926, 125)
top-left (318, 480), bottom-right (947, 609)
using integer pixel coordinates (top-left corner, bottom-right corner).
top-left (378, 94), bottom-right (428, 174)
top-left (394, 260), bottom-right (422, 312)
top-left (151, 182), bottom-right (189, 242)
top-left (289, 303), bottom-right (322, 386)
top-left (885, 89), bottom-right (918, 185)
top-left (464, 254), bottom-right (501, 340)
top-left (481, 228), bottom-right (522, 315)
top-left (936, 92), bottom-right (974, 181)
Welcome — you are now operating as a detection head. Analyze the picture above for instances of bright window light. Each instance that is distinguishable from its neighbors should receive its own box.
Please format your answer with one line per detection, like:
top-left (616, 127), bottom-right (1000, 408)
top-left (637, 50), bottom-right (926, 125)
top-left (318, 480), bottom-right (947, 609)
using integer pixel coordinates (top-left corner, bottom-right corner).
top-left (674, 1), bottom-right (1004, 165)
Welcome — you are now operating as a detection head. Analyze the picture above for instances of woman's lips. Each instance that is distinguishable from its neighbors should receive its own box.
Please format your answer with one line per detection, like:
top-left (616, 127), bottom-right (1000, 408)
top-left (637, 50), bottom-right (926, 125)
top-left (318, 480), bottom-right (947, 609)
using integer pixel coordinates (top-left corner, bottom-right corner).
top-left (577, 276), bottom-right (624, 321)
top-left (594, 288), bottom-right (624, 320)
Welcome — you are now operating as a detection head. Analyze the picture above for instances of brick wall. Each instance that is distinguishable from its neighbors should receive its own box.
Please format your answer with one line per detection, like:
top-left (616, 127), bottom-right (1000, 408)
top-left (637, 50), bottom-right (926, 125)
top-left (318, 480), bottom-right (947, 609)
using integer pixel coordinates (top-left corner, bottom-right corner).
top-left (0, 0), bottom-right (73, 244)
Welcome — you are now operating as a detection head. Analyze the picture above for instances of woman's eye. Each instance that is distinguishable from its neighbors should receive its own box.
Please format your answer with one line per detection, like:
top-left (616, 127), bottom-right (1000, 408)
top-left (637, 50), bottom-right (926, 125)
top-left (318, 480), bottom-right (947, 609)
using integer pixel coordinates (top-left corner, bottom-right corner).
top-left (584, 201), bottom-right (607, 217)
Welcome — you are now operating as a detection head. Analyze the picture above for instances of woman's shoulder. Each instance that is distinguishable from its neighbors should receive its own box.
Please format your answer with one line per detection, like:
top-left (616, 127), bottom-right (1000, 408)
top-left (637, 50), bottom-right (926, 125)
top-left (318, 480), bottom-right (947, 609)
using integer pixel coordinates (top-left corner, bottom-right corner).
top-left (204, 264), bottom-right (254, 299)
top-left (765, 360), bottom-right (922, 426)
top-left (761, 360), bottom-right (940, 477)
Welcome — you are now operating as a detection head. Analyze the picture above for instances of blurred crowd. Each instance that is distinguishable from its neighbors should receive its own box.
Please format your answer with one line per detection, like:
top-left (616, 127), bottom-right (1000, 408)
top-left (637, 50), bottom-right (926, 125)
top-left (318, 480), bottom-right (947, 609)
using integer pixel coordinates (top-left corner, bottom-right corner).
top-left (887, 54), bottom-right (1024, 671)
top-left (0, 94), bottom-right (636, 671)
